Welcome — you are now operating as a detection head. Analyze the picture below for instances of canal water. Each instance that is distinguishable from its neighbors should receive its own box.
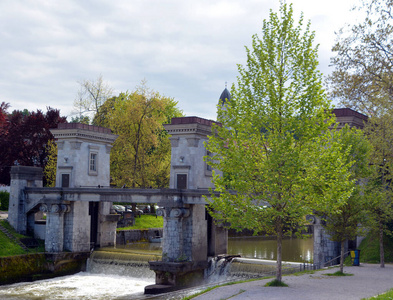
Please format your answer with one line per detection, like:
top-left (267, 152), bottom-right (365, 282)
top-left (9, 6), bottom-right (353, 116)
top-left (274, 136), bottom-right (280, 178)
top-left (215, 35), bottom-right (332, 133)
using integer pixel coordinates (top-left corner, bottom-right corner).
top-left (228, 236), bottom-right (313, 262)
top-left (0, 237), bottom-right (313, 299)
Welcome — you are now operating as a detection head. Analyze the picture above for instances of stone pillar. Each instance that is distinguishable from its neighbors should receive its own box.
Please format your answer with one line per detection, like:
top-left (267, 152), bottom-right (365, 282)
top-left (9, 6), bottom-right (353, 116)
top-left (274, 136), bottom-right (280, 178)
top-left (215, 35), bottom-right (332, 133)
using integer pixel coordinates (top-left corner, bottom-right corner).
top-left (63, 202), bottom-right (90, 252)
top-left (9, 166), bottom-right (43, 234)
top-left (97, 201), bottom-right (120, 247)
top-left (311, 216), bottom-right (341, 267)
top-left (40, 203), bottom-right (70, 252)
top-left (158, 205), bottom-right (191, 262)
top-left (147, 202), bottom-right (208, 293)
top-left (208, 220), bottom-right (228, 256)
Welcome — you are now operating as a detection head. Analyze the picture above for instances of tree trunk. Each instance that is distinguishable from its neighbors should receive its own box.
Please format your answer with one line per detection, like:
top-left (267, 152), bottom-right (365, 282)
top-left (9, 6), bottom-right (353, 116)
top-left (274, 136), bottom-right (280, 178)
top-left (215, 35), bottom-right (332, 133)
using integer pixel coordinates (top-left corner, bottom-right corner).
top-left (340, 240), bottom-right (345, 273)
top-left (276, 219), bottom-right (283, 282)
top-left (379, 220), bottom-right (385, 268)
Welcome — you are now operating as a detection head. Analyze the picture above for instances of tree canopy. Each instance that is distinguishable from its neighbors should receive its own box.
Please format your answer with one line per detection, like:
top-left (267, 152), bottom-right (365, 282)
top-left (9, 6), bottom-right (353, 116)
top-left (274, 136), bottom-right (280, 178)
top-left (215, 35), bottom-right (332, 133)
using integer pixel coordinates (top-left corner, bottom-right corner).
top-left (329, 0), bottom-right (393, 267)
top-left (206, 3), bottom-right (354, 283)
top-left (318, 125), bottom-right (372, 273)
top-left (0, 105), bottom-right (67, 185)
top-left (98, 83), bottom-right (183, 188)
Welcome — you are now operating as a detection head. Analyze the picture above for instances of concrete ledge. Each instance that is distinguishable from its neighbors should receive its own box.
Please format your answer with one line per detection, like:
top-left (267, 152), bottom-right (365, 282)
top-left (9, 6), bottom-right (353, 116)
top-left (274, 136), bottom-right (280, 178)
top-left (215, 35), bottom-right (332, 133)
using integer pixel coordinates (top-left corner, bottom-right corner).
top-left (144, 284), bottom-right (176, 294)
top-left (149, 261), bottom-right (209, 273)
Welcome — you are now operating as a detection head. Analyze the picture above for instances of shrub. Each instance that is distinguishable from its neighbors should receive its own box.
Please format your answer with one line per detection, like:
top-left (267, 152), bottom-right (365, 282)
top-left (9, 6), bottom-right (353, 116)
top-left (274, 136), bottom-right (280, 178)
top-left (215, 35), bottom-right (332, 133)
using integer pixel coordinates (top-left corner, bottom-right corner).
top-left (0, 191), bottom-right (9, 211)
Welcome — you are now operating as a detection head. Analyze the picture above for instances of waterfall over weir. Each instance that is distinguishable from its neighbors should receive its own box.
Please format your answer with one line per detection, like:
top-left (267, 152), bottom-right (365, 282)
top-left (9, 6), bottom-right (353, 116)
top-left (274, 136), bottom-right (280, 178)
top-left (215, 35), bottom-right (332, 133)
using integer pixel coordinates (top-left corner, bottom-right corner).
top-left (87, 248), bottom-right (160, 278)
top-left (0, 245), bottom-right (316, 300)
top-left (205, 255), bottom-right (315, 283)
top-left (0, 249), bottom-right (158, 300)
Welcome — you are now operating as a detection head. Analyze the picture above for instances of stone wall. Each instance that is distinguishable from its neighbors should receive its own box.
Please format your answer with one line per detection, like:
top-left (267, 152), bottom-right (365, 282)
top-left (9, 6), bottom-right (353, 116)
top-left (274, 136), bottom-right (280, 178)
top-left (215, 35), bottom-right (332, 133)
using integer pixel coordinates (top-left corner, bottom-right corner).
top-left (313, 217), bottom-right (342, 266)
top-left (8, 166), bottom-right (43, 234)
top-left (64, 202), bottom-right (90, 252)
top-left (0, 252), bottom-right (89, 285)
top-left (116, 228), bottom-right (163, 244)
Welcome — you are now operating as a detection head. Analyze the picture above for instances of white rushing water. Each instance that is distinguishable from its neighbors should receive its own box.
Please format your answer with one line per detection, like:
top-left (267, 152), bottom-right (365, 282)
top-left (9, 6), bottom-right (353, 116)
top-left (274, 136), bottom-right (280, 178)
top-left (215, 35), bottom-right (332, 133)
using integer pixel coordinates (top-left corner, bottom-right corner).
top-left (0, 273), bottom-right (154, 300)
top-left (0, 238), bottom-right (314, 299)
top-left (0, 253), bottom-right (156, 300)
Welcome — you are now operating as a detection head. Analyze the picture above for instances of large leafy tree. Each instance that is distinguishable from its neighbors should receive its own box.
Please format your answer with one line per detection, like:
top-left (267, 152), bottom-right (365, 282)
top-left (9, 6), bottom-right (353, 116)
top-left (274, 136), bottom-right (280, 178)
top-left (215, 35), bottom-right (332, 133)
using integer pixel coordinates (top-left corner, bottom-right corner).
top-left (101, 84), bottom-right (183, 188)
top-left (206, 3), bottom-right (354, 283)
top-left (318, 125), bottom-right (372, 273)
top-left (329, 0), bottom-right (393, 267)
top-left (0, 106), bottom-right (67, 185)
top-left (363, 114), bottom-right (393, 268)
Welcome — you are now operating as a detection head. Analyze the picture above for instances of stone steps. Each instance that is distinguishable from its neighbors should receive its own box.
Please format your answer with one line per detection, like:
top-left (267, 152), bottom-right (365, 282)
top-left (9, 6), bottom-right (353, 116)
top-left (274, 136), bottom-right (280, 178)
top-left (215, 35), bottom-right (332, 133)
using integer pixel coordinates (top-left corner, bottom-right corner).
top-left (0, 223), bottom-right (29, 252)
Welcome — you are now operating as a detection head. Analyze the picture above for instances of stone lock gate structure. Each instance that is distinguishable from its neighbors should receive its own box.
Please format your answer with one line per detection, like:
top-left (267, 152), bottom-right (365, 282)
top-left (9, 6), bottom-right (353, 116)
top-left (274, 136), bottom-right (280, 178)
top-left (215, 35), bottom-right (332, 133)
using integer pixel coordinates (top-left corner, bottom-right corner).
top-left (8, 106), bottom-right (368, 291)
top-left (8, 119), bottom-right (227, 291)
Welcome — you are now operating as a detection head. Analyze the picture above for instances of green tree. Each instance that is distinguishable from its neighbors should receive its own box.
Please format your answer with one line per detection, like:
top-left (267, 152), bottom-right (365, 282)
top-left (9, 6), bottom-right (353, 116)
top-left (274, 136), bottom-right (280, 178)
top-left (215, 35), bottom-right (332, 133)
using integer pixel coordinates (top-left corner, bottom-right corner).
top-left (43, 140), bottom-right (57, 187)
top-left (329, 0), bottom-right (393, 268)
top-left (206, 3), bottom-right (354, 283)
top-left (106, 84), bottom-right (183, 188)
top-left (70, 115), bottom-right (90, 124)
top-left (318, 125), bottom-right (372, 273)
top-left (363, 114), bottom-right (393, 268)
top-left (92, 96), bottom-right (117, 128)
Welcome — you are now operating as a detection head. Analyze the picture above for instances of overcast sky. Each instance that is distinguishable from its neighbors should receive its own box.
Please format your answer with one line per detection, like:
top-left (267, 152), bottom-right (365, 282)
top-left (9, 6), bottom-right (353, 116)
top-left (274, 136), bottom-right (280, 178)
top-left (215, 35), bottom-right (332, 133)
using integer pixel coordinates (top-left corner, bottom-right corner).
top-left (0, 0), bottom-right (361, 121)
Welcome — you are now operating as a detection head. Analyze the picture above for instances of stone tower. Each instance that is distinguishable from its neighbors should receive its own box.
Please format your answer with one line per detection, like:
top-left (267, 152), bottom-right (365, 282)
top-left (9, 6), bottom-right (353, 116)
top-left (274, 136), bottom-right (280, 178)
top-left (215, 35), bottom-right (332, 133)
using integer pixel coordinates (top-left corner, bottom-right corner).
top-left (46, 123), bottom-right (118, 252)
top-left (50, 123), bottom-right (117, 188)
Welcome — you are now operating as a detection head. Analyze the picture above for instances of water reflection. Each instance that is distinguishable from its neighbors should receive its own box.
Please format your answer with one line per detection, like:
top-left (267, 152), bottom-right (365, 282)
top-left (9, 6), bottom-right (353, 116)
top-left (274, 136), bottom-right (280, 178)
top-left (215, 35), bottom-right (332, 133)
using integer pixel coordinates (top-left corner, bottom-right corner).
top-left (118, 236), bottom-right (314, 263)
top-left (228, 236), bottom-right (313, 262)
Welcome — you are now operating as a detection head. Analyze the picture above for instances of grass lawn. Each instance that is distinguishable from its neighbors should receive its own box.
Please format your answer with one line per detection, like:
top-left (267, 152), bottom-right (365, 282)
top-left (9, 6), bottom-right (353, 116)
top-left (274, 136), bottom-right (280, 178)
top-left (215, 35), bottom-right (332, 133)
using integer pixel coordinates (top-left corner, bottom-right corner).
top-left (0, 220), bottom-right (45, 257)
top-left (117, 214), bottom-right (163, 231)
top-left (358, 233), bottom-right (393, 263)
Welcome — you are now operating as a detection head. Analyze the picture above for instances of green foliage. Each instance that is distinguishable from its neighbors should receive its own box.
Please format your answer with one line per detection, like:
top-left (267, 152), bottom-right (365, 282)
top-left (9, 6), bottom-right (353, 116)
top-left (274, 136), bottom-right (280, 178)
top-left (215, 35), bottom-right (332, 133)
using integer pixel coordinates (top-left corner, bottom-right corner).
top-left (357, 231), bottom-right (393, 263)
top-left (0, 220), bottom-right (44, 256)
top-left (0, 230), bottom-right (25, 256)
top-left (43, 140), bottom-right (57, 187)
top-left (317, 126), bottom-right (372, 272)
top-left (206, 2), bottom-right (354, 283)
top-left (0, 191), bottom-right (9, 211)
top-left (70, 115), bottom-right (90, 124)
top-left (324, 271), bottom-right (353, 276)
top-left (328, 1), bottom-right (393, 268)
top-left (265, 279), bottom-right (288, 287)
top-left (104, 83), bottom-right (183, 188)
top-left (117, 214), bottom-right (163, 230)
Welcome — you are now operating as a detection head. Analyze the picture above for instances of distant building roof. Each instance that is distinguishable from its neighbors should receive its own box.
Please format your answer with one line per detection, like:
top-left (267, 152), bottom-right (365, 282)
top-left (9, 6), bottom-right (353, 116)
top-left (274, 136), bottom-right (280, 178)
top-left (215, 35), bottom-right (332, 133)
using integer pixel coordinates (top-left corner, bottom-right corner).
top-left (332, 108), bottom-right (368, 129)
top-left (57, 123), bottom-right (112, 134)
top-left (169, 116), bottom-right (218, 126)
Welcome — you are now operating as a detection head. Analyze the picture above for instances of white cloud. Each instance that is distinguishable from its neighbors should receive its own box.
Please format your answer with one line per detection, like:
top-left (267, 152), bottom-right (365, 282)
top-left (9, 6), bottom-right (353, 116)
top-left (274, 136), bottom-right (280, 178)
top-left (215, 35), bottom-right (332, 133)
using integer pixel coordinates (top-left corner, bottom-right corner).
top-left (0, 0), bottom-right (360, 120)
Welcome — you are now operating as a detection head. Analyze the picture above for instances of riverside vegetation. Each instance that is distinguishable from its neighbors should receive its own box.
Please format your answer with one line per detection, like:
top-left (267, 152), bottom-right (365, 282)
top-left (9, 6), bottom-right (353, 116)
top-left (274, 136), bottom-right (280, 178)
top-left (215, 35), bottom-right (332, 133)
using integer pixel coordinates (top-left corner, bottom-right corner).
top-left (117, 214), bottom-right (163, 231)
top-left (0, 220), bottom-right (44, 257)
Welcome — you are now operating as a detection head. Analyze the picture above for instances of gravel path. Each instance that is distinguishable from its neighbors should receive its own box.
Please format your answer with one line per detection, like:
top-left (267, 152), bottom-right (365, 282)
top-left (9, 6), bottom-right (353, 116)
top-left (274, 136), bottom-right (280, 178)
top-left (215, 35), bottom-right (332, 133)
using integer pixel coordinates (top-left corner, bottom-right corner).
top-left (193, 263), bottom-right (393, 300)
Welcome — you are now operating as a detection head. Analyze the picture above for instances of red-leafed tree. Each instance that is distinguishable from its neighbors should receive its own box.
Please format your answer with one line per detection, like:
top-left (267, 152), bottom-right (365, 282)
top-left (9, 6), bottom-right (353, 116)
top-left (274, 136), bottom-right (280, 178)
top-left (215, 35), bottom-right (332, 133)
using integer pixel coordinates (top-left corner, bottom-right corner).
top-left (0, 106), bottom-right (67, 185)
top-left (0, 102), bottom-right (10, 135)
